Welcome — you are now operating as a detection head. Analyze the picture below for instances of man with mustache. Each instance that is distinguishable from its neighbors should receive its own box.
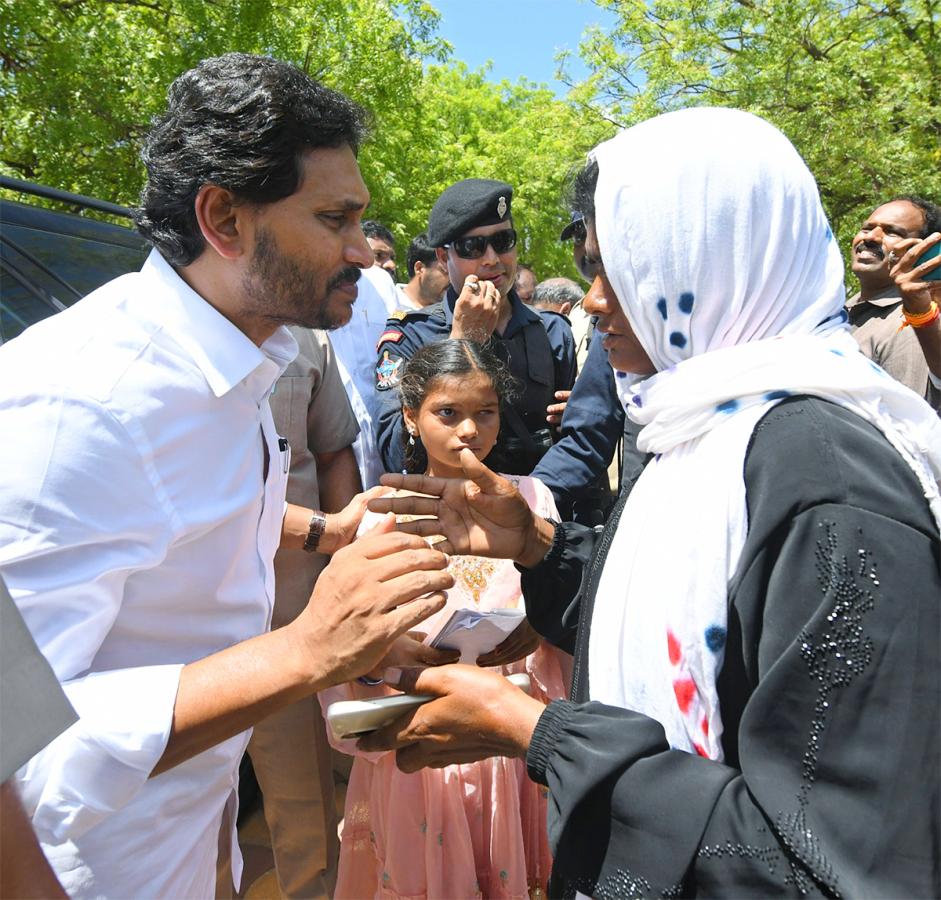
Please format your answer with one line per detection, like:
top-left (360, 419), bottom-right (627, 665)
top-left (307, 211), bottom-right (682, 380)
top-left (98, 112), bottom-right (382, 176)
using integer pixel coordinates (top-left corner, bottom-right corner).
top-left (0, 53), bottom-right (450, 899)
top-left (375, 179), bottom-right (577, 476)
top-left (847, 196), bottom-right (941, 409)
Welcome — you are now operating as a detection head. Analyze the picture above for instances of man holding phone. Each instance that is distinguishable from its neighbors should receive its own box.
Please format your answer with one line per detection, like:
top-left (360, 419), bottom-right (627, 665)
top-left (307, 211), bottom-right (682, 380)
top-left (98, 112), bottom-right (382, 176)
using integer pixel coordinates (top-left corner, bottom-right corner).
top-left (847, 196), bottom-right (941, 410)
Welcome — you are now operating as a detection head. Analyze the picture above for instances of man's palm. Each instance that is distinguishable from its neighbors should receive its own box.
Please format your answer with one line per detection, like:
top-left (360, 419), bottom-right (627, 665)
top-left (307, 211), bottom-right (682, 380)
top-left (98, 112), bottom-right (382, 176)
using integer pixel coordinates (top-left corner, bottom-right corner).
top-left (369, 449), bottom-right (536, 560)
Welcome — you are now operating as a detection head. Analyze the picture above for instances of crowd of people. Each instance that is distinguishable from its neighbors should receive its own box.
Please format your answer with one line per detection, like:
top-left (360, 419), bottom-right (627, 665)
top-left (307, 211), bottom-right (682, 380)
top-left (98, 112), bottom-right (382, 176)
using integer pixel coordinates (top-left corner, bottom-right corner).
top-left (1, 50), bottom-right (939, 900)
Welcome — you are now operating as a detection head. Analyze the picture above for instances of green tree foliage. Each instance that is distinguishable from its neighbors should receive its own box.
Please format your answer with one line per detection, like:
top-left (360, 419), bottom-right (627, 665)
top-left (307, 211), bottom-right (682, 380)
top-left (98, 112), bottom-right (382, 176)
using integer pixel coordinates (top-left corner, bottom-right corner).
top-left (0, 0), bottom-right (607, 279)
top-left (404, 64), bottom-right (613, 276)
top-left (0, 0), bottom-right (446, 205)
top-left (563, 0), bottom-right (941, 271)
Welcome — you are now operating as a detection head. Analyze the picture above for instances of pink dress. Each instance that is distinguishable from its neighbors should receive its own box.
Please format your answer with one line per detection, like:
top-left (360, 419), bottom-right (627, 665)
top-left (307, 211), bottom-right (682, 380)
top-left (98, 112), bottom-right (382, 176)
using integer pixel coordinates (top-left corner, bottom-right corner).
top-left (320, 476), bottom-right (570, 900)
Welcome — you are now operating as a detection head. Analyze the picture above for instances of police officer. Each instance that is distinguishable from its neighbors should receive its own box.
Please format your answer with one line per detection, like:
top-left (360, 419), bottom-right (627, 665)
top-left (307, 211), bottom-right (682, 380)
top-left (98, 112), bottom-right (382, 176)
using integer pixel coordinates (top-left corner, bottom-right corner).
top-left (532, 214), bottom-right (648, 524)
top-left (375, 179), bottom-right (576, 476)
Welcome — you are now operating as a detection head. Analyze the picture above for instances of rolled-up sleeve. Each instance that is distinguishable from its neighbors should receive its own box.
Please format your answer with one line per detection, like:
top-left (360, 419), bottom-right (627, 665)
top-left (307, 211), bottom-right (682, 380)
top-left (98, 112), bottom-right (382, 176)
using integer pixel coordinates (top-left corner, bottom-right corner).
top-left (22, 663), bottom-right (183, 841)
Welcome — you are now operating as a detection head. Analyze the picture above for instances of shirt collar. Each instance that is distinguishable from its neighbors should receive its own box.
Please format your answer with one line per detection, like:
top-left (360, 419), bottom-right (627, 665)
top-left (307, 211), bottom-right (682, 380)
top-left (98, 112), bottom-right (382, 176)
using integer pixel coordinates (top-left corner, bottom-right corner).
top-left (846, 285), bottom-right (902, 310)
top-left (139, 250), bottom-right (298, 399)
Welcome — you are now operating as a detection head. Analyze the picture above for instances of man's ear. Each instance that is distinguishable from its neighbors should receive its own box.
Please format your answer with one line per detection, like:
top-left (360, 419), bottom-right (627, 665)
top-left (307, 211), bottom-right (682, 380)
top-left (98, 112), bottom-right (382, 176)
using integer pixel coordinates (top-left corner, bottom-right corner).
top-left (435, 247), bottom-right (448, 268)
top-left (560, 301), bottom-right (572, 317)
top-left (413, 261), bottom-right (426, 279)
top-left (193, 184), bottom-right (251, 260)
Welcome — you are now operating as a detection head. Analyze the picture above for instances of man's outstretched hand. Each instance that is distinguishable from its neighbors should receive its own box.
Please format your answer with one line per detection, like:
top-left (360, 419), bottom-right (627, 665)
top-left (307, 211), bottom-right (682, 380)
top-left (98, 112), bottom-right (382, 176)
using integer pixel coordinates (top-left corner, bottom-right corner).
top-left (292, 514), bottom-right (453, 687)
top-left (369, 449), bottom-right (555, 567)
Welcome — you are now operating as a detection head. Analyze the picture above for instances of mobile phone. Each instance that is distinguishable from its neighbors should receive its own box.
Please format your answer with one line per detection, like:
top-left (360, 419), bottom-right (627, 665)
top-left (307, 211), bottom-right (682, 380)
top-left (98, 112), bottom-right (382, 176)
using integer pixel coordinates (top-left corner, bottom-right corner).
top-left (326, 672), bottom-right (532, 740)
top-left (914, 242), bottom-right (941, 281)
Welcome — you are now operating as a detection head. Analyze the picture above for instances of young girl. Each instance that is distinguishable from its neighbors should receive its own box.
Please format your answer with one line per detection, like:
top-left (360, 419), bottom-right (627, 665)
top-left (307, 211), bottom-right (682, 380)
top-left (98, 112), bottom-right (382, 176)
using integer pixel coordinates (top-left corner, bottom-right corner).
top-left (320, 339), bottom-right (569, 900)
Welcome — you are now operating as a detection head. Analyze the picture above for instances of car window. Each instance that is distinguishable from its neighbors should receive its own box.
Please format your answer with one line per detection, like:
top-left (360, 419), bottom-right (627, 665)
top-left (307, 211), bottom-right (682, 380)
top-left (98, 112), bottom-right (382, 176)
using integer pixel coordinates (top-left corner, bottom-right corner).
top-left (1, 209), bottom-right (149, 342)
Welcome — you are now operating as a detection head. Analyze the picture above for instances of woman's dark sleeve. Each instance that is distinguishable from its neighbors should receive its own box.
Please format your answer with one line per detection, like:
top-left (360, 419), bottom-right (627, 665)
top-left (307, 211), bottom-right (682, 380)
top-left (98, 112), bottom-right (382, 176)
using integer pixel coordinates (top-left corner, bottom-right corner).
top-left (519, 521), bottom-right (599, 654)
top-left (525, 502), bottom-right (941, 898)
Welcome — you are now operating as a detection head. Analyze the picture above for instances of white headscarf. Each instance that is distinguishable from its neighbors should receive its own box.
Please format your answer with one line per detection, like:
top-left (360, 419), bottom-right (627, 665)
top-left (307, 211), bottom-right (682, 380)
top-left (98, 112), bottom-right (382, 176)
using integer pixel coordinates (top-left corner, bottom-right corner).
top-left (587, 107), bottom-right (941, 760)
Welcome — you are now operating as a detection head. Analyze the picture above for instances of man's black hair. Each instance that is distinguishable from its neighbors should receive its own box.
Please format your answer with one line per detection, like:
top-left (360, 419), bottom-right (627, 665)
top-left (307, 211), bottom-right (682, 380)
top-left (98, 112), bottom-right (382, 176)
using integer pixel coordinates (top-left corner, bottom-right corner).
top-left (135, 53), bottom-right (370, 267)
top-left (571, 159), bottom-right (599, 226)
top-left (406, 232), bottom-right (437, 278)
top-left (362, 220), bottom-right (395, 246)
top-left (886, 196), bottom-right (941, 238)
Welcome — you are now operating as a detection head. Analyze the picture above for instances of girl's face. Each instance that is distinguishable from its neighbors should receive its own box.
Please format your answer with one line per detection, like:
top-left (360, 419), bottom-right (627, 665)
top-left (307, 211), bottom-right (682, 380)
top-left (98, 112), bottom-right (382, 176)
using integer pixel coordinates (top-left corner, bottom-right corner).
top-left (403, 371), bottom-right (500, 478)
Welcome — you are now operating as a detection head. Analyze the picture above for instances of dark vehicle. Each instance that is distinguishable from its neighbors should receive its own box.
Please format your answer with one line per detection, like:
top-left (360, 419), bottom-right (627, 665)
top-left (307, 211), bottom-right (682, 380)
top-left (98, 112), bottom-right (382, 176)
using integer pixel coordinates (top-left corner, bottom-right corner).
top-left (0, 176), bottom-right (150, 344)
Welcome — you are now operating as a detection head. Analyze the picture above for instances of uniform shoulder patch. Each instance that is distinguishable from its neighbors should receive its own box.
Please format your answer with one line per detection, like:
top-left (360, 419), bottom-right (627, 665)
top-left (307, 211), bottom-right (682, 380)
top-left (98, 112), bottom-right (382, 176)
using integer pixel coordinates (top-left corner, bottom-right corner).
top-left (376, 349), bottom-right (404, 391)
top-left (390, 308), bottom-right (408, 321)
top-left (377, 329), bottom-right (404, 351)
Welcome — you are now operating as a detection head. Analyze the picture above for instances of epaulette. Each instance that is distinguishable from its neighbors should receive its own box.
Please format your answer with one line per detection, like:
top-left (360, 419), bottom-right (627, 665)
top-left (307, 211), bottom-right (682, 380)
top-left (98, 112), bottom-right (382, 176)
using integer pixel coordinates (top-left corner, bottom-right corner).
top-left (392, 300), bottom-right (446, 323)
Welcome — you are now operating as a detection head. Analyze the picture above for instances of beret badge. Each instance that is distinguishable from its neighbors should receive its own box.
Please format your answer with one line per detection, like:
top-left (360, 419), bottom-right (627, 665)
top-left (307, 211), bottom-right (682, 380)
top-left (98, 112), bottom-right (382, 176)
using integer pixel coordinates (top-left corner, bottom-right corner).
top-left (497, 196), bottom-right (508, 219)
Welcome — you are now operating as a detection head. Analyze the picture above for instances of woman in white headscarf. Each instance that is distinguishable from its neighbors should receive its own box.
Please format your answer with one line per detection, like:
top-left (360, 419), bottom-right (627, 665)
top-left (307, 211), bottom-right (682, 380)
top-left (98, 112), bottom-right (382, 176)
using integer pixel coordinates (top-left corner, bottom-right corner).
top-left (362, 108), bottom-right (941, 898)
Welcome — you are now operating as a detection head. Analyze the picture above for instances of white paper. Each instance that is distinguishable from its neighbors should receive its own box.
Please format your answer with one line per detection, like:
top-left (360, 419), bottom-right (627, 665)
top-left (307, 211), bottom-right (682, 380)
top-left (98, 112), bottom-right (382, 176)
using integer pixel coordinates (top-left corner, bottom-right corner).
top-left (429, 608), bottom-right (525, 663)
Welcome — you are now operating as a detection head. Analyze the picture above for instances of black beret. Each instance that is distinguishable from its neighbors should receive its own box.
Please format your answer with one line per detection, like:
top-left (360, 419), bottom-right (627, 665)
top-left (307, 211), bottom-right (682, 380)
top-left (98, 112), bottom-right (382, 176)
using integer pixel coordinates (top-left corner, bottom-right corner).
top-left (427, 179), bottom-right (513, 247)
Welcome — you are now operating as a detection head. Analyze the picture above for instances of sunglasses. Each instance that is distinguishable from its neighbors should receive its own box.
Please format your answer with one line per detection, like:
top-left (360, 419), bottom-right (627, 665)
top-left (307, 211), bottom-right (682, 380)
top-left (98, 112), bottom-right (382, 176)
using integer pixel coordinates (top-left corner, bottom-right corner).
top-left (447, 229), bottom-right (518, 259)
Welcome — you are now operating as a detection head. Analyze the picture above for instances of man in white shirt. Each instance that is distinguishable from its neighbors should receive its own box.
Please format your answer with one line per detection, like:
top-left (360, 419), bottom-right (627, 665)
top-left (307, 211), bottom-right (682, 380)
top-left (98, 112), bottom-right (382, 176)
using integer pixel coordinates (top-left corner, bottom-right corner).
top-left (396, 231), bottom-right (450, 311)
top-left (330, 264), bottom-right (401, 487)
top-left (362, 220), bottom-right (398, 280)
top-left (0, 53), bottom-right (450, 899)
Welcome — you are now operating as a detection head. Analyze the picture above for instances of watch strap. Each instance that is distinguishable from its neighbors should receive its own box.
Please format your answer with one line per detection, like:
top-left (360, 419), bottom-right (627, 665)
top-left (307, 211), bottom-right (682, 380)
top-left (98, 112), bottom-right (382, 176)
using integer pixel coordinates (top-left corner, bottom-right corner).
top-left (302, 510), bottom-right (328, 553)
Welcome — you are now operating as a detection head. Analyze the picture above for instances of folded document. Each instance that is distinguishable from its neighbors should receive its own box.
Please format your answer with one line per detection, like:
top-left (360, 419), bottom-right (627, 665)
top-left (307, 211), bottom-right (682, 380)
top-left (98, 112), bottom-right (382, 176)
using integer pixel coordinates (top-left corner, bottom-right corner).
top-left (429, 608), bottom-right (525, 663)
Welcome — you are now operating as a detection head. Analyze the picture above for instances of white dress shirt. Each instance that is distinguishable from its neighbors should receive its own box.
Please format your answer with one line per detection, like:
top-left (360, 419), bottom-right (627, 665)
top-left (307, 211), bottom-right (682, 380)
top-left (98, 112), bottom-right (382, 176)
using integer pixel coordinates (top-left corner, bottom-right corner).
top-left (329, 265), bottom-right (399, 487)
top-left (0, 249), bottom-right (297, 898)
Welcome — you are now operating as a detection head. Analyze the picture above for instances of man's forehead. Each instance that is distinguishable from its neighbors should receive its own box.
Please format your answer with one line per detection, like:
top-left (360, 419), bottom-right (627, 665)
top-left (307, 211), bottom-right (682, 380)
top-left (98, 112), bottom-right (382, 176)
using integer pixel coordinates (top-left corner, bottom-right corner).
top-left (297, 145), bottom-right (369, 207)
top-left (865, 200), bottom-right (924, 229)
top-left (461, 219), bottom-right (514, 238)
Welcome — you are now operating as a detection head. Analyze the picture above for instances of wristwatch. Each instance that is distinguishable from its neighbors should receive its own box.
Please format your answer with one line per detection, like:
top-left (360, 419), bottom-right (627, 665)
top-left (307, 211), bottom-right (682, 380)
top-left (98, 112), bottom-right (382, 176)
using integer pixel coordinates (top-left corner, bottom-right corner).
top-left (302, 510), bottom-right (328, 553)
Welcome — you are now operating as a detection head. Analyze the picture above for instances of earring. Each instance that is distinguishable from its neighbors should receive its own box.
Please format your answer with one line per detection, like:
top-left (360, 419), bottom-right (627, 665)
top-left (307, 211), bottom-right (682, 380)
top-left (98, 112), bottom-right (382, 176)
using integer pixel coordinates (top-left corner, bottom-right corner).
top-left (408, 430), bottom-right (416, 446)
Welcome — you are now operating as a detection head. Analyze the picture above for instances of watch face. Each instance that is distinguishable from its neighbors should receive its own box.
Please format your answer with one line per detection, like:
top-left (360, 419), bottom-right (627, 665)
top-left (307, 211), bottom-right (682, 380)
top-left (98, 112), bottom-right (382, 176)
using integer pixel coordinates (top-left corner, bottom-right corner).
top-left (303, 510), bottom-right (327, 552)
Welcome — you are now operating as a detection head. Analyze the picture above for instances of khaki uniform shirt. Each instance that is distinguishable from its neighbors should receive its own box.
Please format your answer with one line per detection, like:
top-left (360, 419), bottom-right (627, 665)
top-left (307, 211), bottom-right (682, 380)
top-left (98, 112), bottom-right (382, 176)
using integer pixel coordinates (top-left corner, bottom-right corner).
top-left (846, 287), bottom-right (940, 412)
top-left (269, 327), bottom-right (360, 625)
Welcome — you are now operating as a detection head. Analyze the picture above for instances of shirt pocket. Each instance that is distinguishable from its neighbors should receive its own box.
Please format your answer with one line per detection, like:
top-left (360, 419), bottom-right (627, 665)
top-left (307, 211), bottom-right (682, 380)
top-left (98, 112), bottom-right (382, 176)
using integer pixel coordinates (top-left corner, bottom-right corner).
top-left (269, 376), bottom-right (315, 466)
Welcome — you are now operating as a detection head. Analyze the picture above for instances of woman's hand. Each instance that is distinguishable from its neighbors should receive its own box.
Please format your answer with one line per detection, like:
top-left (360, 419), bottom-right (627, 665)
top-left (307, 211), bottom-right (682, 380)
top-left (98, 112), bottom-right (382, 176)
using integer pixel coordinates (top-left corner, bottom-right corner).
top-left (369, 449), bottom-right (556, 567)
top-left (358, 664), bottom-right (545, 772)
top-left (476, 618), bottom-right (541, 668)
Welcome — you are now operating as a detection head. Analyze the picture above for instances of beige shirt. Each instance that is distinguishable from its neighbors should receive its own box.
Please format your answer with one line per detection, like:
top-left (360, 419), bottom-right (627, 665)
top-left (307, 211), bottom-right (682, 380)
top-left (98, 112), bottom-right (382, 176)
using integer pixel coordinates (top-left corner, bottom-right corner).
top-left (269, 327), bottom-right (360, 624)
top-left (847, 287), bottom-right (940, 412)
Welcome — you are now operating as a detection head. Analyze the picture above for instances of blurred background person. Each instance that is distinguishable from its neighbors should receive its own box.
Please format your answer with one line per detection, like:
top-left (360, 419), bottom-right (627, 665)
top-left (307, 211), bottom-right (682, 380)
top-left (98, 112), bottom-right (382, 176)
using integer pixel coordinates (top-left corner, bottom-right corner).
top-left (396, 231), bottom-right (449, 311)
top-left (362, 219), bottom-right (397, 280)
top-left (514, 262), bottom-right (537, 304)
top-left (847, 196), bottom-right (940, 409)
